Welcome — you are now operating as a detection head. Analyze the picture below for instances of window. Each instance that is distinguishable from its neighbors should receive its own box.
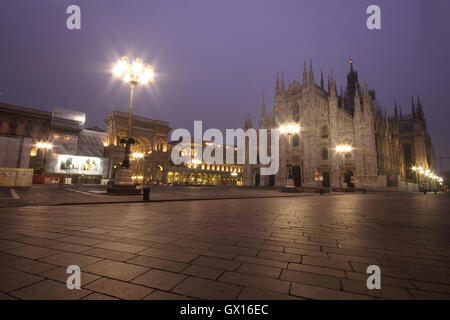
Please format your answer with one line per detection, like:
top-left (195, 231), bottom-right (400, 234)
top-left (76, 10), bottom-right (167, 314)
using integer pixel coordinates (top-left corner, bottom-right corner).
top-left (345, 152), bottom-right (352, 160)
top-left (293, 103), bottom-right (300, 122)
top-left (322, 148), bottom-right (328, 160)
top-left (293, 134), bottom-right (299, 147)
top-left (321, 126), bottom-right (328, 139)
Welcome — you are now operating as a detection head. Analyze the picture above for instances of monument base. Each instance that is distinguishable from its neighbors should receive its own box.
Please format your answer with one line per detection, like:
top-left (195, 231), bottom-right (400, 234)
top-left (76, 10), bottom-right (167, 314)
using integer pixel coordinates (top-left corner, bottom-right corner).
top-left (107, 184), bottom-right (141, 195)
top-left (282, 178), bottom-right (299, 192)
top-left (107, 168), bottom-right (141, 195)
top-left (285, 178), bottom-right (296, 188)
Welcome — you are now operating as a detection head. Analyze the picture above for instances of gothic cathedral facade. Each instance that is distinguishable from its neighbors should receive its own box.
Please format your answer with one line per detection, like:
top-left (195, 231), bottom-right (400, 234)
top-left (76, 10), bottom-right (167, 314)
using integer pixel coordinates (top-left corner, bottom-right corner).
top-left (243, 60), bottom-right (435, 189)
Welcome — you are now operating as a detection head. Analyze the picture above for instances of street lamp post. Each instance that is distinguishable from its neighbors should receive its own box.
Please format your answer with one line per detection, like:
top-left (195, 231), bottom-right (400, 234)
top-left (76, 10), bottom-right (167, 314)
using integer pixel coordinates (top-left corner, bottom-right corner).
top-left (279, 124), bottom-right (300, 189)
top-left (412, 166), bottom-right (423, 191)
top-left (109, 56), bottom-right (154, 192)
top-left (412, 166), bottom-right (443, 194)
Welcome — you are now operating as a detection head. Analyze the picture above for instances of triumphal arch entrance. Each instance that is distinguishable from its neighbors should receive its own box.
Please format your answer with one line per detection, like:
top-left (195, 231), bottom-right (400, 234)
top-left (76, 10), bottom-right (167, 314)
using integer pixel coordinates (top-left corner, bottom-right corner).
top-left (104, 111), bottom-right (170, 183)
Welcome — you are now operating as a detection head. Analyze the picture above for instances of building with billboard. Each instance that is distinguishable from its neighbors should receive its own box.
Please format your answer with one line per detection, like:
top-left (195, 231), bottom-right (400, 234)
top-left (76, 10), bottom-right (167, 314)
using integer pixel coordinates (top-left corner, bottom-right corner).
top-left (0, 103), bottom-right (108, 184)
top-left (0, 103), bottom-right (177, 185)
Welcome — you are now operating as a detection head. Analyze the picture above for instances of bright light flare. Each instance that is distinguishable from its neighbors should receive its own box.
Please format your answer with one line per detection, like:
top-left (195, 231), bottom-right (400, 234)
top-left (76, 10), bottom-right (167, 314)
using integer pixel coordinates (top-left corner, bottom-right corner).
top-left (279, 123), bottom-right (300, 135)
top-left (113, 56), bottom-right (154, 85)
top-left (36, 142), bottom-right (53, 150)
top-left (139, 67), bottom-right (154, 84)
top-left (132, 59), bottom-right (143, 74)
top-left (336, 145), bottom-right (352, 153)
top-left (132, 152), bottom-right (144, 159)
top-left (113, 58), bottom-right (128, 77)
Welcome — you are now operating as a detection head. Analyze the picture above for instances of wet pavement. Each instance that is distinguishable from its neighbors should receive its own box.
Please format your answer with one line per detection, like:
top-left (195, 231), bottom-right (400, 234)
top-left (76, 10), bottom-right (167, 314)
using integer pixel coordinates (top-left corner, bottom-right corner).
top-left (0, 185), bottom-right (311, 207)
top-left (0, 192), bottom-right (449, 300)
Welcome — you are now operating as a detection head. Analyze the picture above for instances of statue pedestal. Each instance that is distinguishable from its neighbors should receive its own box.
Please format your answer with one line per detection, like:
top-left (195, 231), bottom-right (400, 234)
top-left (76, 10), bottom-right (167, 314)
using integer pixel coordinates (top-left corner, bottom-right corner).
top-left (115, 169), bottom-right (134, 185)
top-left (282, 178), bottom-right (300, 193)
top-left (285, 178), bottom-right (296, 189)
top-left (107, 168), bottom-right (141, 195)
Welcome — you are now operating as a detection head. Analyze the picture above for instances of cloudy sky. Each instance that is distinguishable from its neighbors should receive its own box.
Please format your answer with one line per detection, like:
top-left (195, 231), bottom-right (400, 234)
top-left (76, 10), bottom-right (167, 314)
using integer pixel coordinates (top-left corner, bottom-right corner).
top-left (0, 0), bottom-right (449, 167)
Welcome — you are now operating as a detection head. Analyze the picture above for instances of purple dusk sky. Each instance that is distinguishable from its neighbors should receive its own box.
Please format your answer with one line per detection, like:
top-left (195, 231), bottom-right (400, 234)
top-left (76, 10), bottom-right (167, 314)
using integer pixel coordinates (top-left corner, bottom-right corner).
top-left (0, 0), bottom-right (449, 166)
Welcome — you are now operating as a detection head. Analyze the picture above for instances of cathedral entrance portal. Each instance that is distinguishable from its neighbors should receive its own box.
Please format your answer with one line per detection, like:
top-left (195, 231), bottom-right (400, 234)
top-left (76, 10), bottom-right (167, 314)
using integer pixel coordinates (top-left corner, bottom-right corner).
top-left (293, 165), bottom-right (301, 187)
top-left (344, 171), bottom-right (354, 188)
top-left (322, 172), bottom-right (330, 188)
top-left (269, 175), bottom-right (275, 187)
top-left (255, 173), bottom-right (260, 186)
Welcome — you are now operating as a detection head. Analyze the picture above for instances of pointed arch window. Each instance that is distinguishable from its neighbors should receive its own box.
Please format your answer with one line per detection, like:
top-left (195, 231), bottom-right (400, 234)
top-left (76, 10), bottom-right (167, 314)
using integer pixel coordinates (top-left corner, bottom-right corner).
top-left (321, 126), bottom-right (328, 139)
top-left (293, 134), bottom-right (299, 147)
top-left (292, 103), bottom-right (300, 122)
top-left (322, 147), bottom-right (328, 160)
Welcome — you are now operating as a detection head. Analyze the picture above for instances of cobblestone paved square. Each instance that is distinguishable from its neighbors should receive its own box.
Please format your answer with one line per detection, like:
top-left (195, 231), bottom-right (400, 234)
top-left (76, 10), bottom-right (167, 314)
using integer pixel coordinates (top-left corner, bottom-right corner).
top-left (0, 192), bottom-right (449, 300)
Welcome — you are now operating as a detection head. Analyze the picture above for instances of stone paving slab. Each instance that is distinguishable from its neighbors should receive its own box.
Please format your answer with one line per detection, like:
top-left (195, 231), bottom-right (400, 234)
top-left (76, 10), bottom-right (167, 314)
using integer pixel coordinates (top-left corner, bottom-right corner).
top-left (0, 192), bottom-right (449, 300)
top-left (84, 278), bottom-right (153, 300)
top-left (10, 279), bottom-right (91, 300)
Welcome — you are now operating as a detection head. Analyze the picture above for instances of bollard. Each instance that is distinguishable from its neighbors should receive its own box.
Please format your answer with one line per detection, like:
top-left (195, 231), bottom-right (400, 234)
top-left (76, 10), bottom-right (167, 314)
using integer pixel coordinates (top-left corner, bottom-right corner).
top-left (143, 186), bottom-right (151, 201)
top-left (319, 189), bottom-right (324, 195)
top-left (362, 189), bottom-right (366, 194)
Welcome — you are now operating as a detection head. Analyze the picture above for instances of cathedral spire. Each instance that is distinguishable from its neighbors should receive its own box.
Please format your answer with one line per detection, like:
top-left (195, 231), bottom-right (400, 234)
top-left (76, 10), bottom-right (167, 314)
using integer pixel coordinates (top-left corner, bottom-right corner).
top-left (354, 82), bottom-right (361, 114)
top-left (302, 61), bottom-right (307, 88)
top-left (261, 93), bottom-right (266, 116)
top-left (411, 96), bottom-right (416, 118)
top-left (384, 111), bottom-right (388, 124)
top-left (417, 94), bottom-right (424, 117)
top-left (259, 93), bottom-right (266, 128)
top-left (362, 80), bottom-right (371, 113)
top-left (340, 86), bottom-right (345, 108)
top-left (394, 100), bottom-right (399, 118)
top-left (320, 68), bottom-right (324, 90)
top-left (327, 74), bottom-right (330, 93)
top-left (346, 58), bottom-right (361, 115)
top-left (281, 70), bottom-right (285, 95)
top-left (275, 73), bottom-right (280, 96)
top-left (363, 80), bottom-right (369, 97)
top-left (330, 69), bottom-right (336, 96)
top-left (309, 59), bottom-right (314, 87)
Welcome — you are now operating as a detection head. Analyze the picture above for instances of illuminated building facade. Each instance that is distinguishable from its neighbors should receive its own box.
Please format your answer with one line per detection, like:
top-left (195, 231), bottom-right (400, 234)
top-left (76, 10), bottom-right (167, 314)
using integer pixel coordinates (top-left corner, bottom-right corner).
top-left (166, 140), bottom-right (243, 186)
top-left (246, 60), bottom-right (435, 190)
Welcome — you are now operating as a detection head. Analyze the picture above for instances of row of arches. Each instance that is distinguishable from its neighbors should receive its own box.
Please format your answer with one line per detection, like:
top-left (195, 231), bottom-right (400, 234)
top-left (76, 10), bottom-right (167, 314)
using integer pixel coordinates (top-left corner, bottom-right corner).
top-left (111, 135), bottom-right (167, 153)
top-left (167, 171), bottom-right (242, 186)
top-left (0, 120), bottom-right (47, 138)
